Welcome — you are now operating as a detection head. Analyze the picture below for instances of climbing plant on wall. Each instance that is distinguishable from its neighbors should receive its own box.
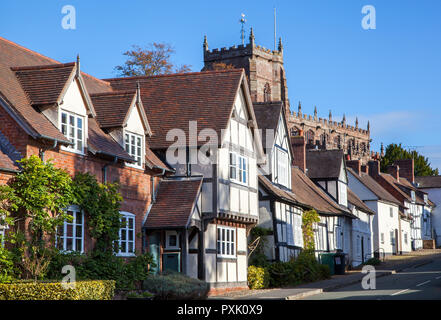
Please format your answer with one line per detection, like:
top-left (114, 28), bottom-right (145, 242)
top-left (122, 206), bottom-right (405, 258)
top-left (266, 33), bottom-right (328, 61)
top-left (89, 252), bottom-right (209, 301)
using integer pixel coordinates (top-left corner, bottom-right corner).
top-left (302, 209), bottom-right (320, 252)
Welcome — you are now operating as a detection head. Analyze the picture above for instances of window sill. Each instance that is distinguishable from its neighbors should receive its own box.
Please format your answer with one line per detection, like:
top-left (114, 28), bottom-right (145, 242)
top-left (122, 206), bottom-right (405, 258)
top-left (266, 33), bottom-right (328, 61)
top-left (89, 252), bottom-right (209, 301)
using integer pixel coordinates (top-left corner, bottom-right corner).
top-left (116, 252), bottom-right (136, 257)
top-left (60, 146), bottom-right (85, 156)
top-left (125, 162), bottom-right (144, 170)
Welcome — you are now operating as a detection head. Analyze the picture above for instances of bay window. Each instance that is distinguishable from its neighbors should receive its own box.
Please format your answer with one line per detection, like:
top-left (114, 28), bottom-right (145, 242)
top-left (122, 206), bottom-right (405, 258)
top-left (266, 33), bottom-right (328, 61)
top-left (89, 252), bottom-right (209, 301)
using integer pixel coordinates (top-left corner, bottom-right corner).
top-left (229, 152), bottom-right (247, 185)
top-left (275, 147), bottom-right (288, 187)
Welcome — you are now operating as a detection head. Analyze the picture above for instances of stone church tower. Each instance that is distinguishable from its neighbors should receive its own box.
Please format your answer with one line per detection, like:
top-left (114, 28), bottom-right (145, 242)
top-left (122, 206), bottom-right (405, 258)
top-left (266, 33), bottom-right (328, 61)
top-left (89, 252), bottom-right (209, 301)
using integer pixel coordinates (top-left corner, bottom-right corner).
top-left (203, 30), bottom-right (373, 164)
top-left (203, 29), bottom-right (290, 115)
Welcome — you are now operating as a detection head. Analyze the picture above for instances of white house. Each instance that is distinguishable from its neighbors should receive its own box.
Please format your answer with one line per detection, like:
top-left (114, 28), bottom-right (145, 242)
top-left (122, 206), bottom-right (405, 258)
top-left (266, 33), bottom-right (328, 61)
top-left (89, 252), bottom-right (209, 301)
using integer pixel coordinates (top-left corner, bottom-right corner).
top-left (415, 176), bottom-right (441, 247)
top-left (347, 188), bottom-right (375, 266)
top-left (346, 162), bottom-right (402, 257)
top-left (106, 69), bottom-right (265, 292)
top-left (253, 101), bottom-right (305, 262)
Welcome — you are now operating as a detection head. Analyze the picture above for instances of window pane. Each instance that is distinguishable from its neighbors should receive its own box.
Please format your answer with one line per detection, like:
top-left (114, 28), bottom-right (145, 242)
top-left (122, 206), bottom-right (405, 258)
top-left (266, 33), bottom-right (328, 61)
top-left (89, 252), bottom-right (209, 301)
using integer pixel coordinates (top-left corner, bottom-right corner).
top-left (128, 242), bottom-right (134, 253)
top-left (61, 113), bottom-right (67, 124)
top-left (66, 224), bottom-right (73, 237)
top-left (128, 230), bottom-right (133, 241)
top-left (69, 115), bottom-right (75, 126)
top-left (75, 239), bottom-right (82, 252)
top-left (77, 117), bottom-right (82, 129)
top-left (75, 226), bottom-right (82, 238)
top-left (121, 229), bottom-right (126, 240)
top-left (66, 238), bottom-right (73, 251)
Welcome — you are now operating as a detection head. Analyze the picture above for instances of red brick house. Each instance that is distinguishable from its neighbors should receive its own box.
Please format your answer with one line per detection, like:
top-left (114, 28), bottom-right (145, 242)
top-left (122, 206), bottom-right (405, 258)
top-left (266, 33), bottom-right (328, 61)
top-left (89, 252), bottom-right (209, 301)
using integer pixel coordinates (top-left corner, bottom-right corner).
top-left (0, 37), bottom-right (171, 256)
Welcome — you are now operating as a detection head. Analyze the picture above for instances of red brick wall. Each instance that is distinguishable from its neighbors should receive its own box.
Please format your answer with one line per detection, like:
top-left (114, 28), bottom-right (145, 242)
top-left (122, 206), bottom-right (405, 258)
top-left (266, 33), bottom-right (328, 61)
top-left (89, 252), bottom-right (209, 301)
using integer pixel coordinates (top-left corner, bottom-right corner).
top-left (394, 159), bottom-right (414, 184)
top-left (346, 160), bottom-right (361, 174)
top-left (1, 132), bottom-right (158, 255)
top-left (291, 135), bottom-right (306, 172)
top-left (0, 105), bottom-right (28, 156)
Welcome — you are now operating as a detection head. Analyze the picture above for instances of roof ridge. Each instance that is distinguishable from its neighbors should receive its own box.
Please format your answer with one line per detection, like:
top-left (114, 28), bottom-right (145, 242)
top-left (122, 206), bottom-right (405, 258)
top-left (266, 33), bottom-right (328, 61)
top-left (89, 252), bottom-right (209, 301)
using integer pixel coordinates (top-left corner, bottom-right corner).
top-left (0, 36), bottom-right (112, 87)
top-left (90, 90), bottom-right (136, 97)
top-left (11, 62), bottom-right (76, 71)
top-left (103, 68), bottom-right (244, 82)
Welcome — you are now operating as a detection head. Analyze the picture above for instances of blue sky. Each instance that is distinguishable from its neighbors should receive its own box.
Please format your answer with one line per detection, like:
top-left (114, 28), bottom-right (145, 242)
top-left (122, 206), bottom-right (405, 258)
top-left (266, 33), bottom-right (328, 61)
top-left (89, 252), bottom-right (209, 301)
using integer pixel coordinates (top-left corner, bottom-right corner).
top-left (1, 0), bottom-right (440, 170)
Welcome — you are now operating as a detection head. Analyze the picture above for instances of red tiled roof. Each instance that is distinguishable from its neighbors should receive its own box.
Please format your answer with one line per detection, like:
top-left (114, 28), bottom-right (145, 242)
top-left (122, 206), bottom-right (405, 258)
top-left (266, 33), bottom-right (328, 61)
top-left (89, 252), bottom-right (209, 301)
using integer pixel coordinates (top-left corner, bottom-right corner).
top-left (415, 176), bottom-right (441, 189)
top-left (292, 166), bottom-right (353, 217)
top-left (347, 188), bottom-right (375, 215)
top-left (145, 179), bottom-right (202, 229)
top-left (347, 168), bottom-right (401, 205)
top-left (306, 149), bottom-right (345, 180)
top-left (104, 70), bottom-right (245, 149)
top-left (12, 63), bottom-right (75, 105)
top-left (258, 175), bottom-right (303, 207)
top-left (145, 147), bottom-right (173, 172)
top-left (0, 37), bottom-right (70, 143)
top-left (87, 118), bottom-right (133, 162)
top-left (90, 91), bottom-right (136, 128)
top-left (0, 149), bottom-right (19, 172)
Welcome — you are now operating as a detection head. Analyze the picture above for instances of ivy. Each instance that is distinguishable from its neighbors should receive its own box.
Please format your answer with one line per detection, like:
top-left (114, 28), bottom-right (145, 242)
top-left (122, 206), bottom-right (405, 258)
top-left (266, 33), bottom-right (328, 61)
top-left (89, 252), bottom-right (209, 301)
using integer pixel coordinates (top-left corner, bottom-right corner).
top-left (302, 209), bottom-right (320, 252)
top-left (72, 173), bottom-right (123, 253)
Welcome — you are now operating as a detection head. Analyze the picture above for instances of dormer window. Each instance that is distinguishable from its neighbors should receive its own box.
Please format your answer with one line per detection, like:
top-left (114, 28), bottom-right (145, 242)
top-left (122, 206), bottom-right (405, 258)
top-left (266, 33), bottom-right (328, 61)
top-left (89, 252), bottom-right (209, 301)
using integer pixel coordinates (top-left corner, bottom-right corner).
top-left (411, 191), bottom-right (416, 202)
top-left (125, 131), bottom-right (143, 167)
top-left (60, 110), bottom-right (85, 154)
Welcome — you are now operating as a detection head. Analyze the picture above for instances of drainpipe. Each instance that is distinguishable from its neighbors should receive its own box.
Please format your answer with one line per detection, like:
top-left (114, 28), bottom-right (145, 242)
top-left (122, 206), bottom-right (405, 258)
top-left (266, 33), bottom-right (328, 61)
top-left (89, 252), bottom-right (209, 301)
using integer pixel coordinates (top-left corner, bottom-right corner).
top-left (39, 140), bottom-right (58, 162)
top-left (102, 156), bottom-right (118, 183)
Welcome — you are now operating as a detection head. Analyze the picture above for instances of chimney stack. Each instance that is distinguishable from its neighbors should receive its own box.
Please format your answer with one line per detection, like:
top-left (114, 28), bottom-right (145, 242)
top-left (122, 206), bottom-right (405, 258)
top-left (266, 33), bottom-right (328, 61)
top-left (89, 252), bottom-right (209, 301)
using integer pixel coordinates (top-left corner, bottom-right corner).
top-left (387, 165), bottom-right (400, 181)
top-left (291, 129), bottom-right (306, 172)
top-left (394, 159), bottom-right (414, 183)
top-left (346, 160), bottom-right (361, 175)
top-left (368, 160), bottom-right (381, 177)
top-left (361, 165), bottom-right (368, 174)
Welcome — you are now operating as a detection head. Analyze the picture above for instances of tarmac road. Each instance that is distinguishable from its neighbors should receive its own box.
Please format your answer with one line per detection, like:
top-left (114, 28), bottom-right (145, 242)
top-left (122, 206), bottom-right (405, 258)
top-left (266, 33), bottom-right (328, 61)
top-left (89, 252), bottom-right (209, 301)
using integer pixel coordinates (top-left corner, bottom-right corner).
top-left (304, 254), bottom-right (441, 300)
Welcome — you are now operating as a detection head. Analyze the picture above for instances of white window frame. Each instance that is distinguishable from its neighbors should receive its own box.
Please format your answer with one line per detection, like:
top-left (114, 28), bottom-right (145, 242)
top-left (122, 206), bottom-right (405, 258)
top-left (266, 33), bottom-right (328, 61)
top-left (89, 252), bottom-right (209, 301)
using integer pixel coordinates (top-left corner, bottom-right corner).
top-left (217, 226), bottom-right (236, 258)
top-left (124, 130), bottom-right (144, 168)
top-left (56, 205), bottom-right (84, 253)
top-left (229, 152), bottom-right (247, 185)
top-left (411, 191), bottom-right (416, 202)
top-left (165, 230), bottom-right (180, 250)
top-left (275, 147), bottom-right (289, 187)
top-left (117, 211), bottom-right (136, 257)
top-left (60, 110), bottom-right (85, 154)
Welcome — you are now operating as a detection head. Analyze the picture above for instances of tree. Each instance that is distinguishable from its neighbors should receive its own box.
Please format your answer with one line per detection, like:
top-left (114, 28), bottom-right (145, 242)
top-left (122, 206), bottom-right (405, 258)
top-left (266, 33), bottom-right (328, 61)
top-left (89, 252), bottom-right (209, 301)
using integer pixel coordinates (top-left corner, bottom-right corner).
top-left (0, 155), bottom-right (75, 280)
top-left (381, 143), bottom-right (439, 177)
top-left (114, 43), bottom-right (191, 77)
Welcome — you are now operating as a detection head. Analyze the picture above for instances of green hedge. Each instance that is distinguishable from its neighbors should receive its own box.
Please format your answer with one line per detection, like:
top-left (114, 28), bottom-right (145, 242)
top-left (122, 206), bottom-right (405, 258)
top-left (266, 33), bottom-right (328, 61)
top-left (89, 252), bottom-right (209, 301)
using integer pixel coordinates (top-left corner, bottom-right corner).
top-left (0, 280), bottom-right (115, 300)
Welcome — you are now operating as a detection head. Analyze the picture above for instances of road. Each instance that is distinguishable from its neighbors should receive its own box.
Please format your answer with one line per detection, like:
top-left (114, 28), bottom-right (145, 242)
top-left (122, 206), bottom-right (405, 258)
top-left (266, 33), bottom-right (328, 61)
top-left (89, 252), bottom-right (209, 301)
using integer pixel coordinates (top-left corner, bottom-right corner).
top-left (304, 255), bottom-right (441, 300)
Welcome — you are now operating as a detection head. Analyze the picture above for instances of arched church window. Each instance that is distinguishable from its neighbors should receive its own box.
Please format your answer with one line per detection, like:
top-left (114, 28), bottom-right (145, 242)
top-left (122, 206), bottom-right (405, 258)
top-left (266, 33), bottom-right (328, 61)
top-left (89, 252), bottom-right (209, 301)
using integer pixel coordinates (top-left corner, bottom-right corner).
top-left (306, 130), bottom-right (315, 146)
top-left (264, 83), bottom-right (271, 102)
top-left (291, 127), bottom-right (300, 136)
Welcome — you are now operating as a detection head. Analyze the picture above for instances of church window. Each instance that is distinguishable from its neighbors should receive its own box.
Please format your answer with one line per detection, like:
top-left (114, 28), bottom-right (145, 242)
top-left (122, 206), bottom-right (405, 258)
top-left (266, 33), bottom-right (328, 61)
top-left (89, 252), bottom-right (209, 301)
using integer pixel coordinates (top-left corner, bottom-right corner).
top-left (264, 83), bottom-right (271, 102)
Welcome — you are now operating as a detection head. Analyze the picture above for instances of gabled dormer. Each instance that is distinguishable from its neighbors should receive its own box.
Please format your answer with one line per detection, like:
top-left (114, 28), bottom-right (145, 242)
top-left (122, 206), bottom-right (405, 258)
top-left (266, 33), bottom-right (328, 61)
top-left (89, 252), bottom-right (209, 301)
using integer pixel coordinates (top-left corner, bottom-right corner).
top-left (12, 57), bottom-right (96, 155)
top-left (306, 149), bottom-right (348, 207)
top-left (253, 101), bottom-right (293, 189)
top-left (90, 85), bottom-right (151, 169)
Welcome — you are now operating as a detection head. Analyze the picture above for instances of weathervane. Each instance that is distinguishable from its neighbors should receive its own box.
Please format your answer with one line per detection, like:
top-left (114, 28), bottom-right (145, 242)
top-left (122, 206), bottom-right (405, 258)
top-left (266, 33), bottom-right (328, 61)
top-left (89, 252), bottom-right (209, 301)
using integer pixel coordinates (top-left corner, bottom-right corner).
top-left (240, 13), bottom-right (246, 45)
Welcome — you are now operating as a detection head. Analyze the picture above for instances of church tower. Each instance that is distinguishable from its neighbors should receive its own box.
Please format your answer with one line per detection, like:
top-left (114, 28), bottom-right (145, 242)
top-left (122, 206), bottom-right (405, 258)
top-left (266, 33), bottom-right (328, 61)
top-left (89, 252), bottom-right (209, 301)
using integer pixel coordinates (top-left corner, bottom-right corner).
top-left (203, 30), bottom-right (290, 115)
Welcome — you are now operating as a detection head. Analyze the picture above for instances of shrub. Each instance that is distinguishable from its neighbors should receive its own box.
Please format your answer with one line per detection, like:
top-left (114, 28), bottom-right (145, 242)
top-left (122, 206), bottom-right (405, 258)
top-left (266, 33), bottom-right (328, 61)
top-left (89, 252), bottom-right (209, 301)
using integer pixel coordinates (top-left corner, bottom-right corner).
top-left (265, 251), bottom-right (330, 288)
top-left (247, 265), bottom-right (269, 289)
top-left (363, 257), bottom-right (381, 266)
top-left (0, 280), bottom-right (115, 300)
top-left (143, 272), bottom-right (209, 300)
top-left (46, 250), bottom-right (155, 291)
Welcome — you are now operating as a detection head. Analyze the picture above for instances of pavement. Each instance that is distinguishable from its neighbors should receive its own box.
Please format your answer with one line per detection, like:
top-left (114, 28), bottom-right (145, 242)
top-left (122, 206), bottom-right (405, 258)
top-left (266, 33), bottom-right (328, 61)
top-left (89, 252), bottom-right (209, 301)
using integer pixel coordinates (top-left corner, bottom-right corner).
top-left (210, 249), bottom-right (441, 300)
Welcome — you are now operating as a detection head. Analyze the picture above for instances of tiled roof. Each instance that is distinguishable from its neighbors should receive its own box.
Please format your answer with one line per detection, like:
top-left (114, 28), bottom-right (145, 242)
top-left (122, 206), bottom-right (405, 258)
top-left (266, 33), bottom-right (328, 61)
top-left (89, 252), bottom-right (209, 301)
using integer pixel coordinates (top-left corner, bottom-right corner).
top-left (347, 188), bottom-right (375, 215)
top-left (145, 147), bottom-right (173, 172)
top-left (104, 70), bottom-right (245, 149)
top-left (0, 149), bottom-right (19, 172)
top-left (292, 166), bottom-right (353, 217)
top-left (253, 101), bottom-right (283, 151)
top-left (87, 118), bottom-right (134, 162)
top-left (306, 149), bottom-right (345, 180)
top-left (258, 174), bottom-right (303, 207)
top-left (12, 63), bottom-right (75, 105)
top-left (0, 37), bottom-right (70, 143)
top-left (415, 176), bottom-right (441, 189)
top-left (90, 91), bottom-right (136, 128)
top-left (347, 168), bottom-right (401, 205)
top-left (144, 178), bottom-right (202, 229)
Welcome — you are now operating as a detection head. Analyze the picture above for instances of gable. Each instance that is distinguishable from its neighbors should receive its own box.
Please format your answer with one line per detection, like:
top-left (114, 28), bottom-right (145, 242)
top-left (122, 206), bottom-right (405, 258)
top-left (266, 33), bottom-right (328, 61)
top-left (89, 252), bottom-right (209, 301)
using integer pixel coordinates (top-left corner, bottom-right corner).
top-left (61, 78), bottom-right (88, 116)
top-left (347, 170), bottom-right (379, 201)
top-left (125, 100), bottom-right (145, 136)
